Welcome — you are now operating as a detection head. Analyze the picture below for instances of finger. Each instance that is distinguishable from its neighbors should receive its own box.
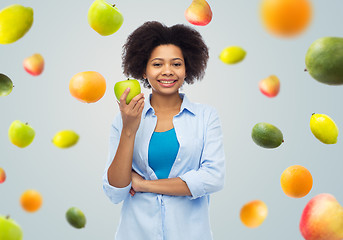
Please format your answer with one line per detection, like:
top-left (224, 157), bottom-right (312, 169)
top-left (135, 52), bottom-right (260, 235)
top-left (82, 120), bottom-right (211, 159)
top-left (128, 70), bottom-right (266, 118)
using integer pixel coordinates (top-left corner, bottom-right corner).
top-left (128, 93), bottom-right (145, 109)
top-left (119, 88), bottom-right (131, 105)
top-left (135, 98), bottom-right (145, 113)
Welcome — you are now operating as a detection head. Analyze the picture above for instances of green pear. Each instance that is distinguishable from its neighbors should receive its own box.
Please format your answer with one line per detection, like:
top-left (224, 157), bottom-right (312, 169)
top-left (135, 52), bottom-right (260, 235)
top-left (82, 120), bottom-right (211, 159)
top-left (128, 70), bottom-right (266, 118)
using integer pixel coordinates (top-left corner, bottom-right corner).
top-left (8, 120), bottom-right (35, 148)
top-left (0, 4), bottom-right (33, 44)
top-left (0, 215), bottom-right (23, 240)
top-left (0, 73), bottom-right (13, 96)
top-left (88, 0), bottom-right (123, 36)
top-left (114, 79), bottom-right (141, 104)
top-left (305, 37), bottom-right (343, 85)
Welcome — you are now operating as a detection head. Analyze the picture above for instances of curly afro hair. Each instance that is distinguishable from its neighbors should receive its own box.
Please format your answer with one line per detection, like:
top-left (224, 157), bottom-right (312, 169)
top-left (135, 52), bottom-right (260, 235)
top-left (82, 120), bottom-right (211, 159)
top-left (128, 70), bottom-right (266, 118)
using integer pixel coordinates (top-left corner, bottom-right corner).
top-left (122, 21), bottom-right (209, 88)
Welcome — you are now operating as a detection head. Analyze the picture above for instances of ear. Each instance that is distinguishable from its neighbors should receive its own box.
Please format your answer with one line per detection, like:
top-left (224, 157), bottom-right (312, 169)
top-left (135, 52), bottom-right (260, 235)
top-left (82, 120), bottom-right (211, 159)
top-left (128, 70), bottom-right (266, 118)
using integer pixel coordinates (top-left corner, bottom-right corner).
top-left (143, 74), bottom-right (147, 79)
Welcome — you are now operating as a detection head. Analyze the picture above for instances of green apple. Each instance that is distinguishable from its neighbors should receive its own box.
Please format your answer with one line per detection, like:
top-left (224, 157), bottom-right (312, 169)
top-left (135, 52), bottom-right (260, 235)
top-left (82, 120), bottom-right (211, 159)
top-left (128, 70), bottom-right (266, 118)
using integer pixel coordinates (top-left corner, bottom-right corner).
top-left (8, 120), bottom-right (35, 148)
top-left (0, 215), bottom-right (23, 240)
top-left (0, 73), bottom-right (13, 96)
top-left (114, 79), bottom-right (141, 104)
top-left (0, 4), bottom-right (33, 44)
top-left (88, 0), bottom-right (123, 36)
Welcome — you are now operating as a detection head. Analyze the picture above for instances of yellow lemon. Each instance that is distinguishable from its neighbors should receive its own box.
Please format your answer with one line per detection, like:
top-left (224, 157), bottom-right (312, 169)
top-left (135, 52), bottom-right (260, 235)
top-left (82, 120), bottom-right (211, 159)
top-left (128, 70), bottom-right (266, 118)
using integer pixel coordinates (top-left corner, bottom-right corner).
top-left (219, 46), bottom-right (246, 64)
top-left (310, 113), bottom-right (338, 144)
top-left (52, 130), bottom-right (79, 148)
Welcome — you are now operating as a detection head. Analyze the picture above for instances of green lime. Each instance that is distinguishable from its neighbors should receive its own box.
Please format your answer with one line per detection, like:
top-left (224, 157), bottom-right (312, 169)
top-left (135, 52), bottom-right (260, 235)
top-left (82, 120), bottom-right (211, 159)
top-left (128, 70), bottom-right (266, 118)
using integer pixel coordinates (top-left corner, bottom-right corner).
top-left (0, 73), bottom-right (13, 96)
top-left (66, 207), bottom-right (86, 229)
top-left (252, 122), bottom-right (284, 148)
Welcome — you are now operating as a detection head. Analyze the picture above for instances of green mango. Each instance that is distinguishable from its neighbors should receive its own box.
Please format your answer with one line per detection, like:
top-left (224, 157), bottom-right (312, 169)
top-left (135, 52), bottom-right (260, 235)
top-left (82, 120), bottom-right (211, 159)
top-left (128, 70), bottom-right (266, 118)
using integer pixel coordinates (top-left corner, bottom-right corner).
top-left (0, 73), bottom-right (13, 96)
top-left (305, 37), bottom-right (343, 85)
top-left (0, 4), bottom-right (33, 44)
top-left (252, 122), bottom-right (284, 149)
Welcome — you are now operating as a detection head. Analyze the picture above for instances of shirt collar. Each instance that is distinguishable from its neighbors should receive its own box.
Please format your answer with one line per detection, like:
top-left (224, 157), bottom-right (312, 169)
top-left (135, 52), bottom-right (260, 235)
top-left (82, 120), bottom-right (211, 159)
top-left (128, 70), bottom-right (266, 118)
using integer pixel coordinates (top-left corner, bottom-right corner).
top-left (143, 93), bottom-right (196, 118)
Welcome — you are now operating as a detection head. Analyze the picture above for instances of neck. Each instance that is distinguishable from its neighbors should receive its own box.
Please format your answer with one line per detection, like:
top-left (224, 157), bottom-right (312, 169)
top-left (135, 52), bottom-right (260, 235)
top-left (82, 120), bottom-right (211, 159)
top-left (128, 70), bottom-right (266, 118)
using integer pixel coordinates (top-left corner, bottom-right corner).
top-left (150, 91), bottom-right (182, 111)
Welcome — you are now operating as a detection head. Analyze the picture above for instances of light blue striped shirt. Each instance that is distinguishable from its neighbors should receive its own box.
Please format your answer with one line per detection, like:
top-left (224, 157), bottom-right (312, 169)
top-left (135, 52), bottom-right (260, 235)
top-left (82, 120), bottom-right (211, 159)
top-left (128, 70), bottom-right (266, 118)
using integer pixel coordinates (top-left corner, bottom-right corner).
top-left (103, 93), bottom-right (226, 240)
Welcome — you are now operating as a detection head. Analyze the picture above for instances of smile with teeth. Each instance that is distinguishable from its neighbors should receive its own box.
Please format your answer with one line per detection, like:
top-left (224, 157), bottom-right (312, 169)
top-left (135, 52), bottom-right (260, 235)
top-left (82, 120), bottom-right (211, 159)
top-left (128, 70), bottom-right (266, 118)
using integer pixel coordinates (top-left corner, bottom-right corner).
top-left (158, 80), bottom-right (177, 84)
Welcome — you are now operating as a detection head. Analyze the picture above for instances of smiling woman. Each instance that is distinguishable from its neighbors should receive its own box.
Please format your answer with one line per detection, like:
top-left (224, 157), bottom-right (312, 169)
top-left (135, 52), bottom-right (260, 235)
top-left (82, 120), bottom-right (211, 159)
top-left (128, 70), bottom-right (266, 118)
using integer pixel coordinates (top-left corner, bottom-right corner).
top-left (103, 21), bottom-right (226, 240)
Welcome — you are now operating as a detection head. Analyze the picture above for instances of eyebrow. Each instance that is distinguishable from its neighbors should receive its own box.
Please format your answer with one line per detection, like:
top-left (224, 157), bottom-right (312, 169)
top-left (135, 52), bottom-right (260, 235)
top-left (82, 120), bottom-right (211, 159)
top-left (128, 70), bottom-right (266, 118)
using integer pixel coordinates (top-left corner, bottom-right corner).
top-left (150, 58), bottom-right (184, 62)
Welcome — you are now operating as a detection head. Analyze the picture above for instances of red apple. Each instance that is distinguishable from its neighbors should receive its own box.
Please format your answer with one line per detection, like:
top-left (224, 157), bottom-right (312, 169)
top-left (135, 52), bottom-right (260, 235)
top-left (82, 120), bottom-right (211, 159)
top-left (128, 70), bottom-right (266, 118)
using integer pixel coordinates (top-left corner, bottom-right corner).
top-left (300, 193), bottom-right (343, 240)
top-left (0, 167), bottom-right (6, 183)
top-left (23, 53), bottom-right (44, 76)
top-left (259, 75), bottom-right (280, 97)
top-left (185, 0), bottom-right (212, 26)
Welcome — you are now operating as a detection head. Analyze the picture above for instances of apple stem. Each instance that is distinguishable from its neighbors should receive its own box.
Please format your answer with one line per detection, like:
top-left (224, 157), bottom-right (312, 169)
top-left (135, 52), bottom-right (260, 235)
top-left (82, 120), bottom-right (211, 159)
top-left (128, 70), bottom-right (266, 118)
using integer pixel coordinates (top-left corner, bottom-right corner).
top-left (312, 113), bottom-right (315, 115)
top-left (113, 4), bottom-right (116, 7)
top-left (304, 68), bottom-right (307, 72)
top-left (25, 122), bottom-right (28, 125)
top-left (6, 215), bottom-right (10, 219)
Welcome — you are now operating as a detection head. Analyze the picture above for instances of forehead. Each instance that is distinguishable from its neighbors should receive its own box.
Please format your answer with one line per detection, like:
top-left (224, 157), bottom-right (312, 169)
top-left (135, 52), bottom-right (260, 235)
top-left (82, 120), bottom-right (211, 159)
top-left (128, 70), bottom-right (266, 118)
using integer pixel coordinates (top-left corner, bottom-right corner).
top-left (149, 44), bottom-right (184, 60)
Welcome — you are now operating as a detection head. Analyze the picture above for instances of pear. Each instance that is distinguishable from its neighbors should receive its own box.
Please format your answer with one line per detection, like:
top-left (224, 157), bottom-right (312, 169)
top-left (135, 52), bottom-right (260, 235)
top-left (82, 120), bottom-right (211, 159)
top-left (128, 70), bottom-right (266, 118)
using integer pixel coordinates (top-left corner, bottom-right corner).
top-left (88, 0), bottom-right (124, 36)
top-left (305, 37), bottom-right (343, 85)
top-left (185, 0), bottom-right (212, 26)
top-left (0, 4), bottom-right (33, 44)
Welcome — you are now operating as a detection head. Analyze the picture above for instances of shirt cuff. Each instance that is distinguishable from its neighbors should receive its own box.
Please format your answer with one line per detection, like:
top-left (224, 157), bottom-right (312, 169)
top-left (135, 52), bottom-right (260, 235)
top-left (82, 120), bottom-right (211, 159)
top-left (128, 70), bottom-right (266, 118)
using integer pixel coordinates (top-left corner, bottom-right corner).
top-left (103, 171), bottom-right (131, 204)
top-left (179, 170), bottom-right (206, 200)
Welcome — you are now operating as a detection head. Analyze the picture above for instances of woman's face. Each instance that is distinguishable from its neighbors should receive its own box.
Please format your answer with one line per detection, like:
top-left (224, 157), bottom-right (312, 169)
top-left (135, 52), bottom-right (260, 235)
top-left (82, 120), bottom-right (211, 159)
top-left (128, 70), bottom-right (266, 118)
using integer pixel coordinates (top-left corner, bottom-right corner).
top-left (144, 44), bottom-right (186, 96)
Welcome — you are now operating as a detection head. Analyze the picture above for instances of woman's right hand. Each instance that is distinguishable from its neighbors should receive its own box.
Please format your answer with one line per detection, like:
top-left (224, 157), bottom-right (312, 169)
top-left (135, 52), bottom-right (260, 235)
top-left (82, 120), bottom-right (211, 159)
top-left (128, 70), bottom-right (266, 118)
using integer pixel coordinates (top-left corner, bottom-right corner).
top-left (118, 88), bottom-right (145, 134)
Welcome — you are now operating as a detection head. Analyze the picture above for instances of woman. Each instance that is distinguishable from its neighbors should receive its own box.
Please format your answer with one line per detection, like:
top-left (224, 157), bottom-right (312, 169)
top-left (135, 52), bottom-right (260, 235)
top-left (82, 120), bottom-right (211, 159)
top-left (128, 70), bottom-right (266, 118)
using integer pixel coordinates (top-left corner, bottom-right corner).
top-left (103, 21), bottom-right (225, 240)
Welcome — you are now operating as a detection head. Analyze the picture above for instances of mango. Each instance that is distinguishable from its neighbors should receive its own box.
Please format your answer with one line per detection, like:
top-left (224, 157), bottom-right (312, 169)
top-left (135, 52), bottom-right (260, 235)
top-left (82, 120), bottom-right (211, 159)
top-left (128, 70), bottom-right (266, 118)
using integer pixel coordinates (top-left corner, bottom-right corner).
top-left (305, 37), bottom-right (343, 85)
top-left (0, 4), bottom-right (33, 44)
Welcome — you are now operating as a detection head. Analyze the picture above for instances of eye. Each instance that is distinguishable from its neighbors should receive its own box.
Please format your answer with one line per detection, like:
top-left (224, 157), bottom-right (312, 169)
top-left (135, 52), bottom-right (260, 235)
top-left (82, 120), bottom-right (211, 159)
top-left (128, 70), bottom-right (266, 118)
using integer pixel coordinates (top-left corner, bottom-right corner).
top-left (173, 63), bottom-right (182, 67)
top-left (152, 62), bottom-right (162, 67)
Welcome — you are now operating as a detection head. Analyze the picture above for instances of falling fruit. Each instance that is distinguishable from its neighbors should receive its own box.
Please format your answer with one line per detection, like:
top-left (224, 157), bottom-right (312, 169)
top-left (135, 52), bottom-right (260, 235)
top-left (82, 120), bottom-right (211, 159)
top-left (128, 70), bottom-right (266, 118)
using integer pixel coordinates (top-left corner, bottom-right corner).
top-left (0, 168), bottom-right (6, 184)
top-left (259, 75), bottom-right (280, 97)
top-left (20, 189), bottom-right (43, 212)
top-left (69, 71), bottom-right (106, 103)
top-left (300, 193), bottom-right (343, 240)
top-left (52, 130), bottom-right (79, 148)
top-left (305, 37), bottom-right (343, 85)
top-left (66, 207), bottom-right (86, 229)
top-left (310, 113), bottom-right (338, 144)
top-left (0, 215), bottom-right (23, 240)
top-left (88, 0), bottom-right (124, 36)
top-left (280, 165), bottom-right (313, 198)
top-left (185, 0), bottom-right (212, 26)
top-left (240, 200), bottom-right (268, 228)
top-left (0, 4), bottom-right (33, 44)
top-left (114, 79), bottom-right (141, 104)
top-left (260, 0), bottom-right (312, 37)
top-left (0, 73), bottom-right (13, 97)
top-left (8, 120), bottom-right (35, 148)
top-left (219, 46), bottom-right (246, 64)
top-left (251, 122), bottom-right (284, 148)
top-left (23, 53), bottom-right (44, 76)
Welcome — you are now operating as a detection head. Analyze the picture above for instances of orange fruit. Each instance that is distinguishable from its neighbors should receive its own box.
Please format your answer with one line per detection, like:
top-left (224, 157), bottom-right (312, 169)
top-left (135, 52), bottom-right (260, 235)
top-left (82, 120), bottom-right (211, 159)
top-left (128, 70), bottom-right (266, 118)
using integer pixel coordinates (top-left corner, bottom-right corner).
top-left (260, 0), bottom-right (312, 37)
top-left (20, 189), bottom-right (43, 212)
top-left (240, 200), bottom-right (268, 228)
top-left (69, 71), bottom-right (106, 103)
top-left (280, 165), bottom-right (313, 198)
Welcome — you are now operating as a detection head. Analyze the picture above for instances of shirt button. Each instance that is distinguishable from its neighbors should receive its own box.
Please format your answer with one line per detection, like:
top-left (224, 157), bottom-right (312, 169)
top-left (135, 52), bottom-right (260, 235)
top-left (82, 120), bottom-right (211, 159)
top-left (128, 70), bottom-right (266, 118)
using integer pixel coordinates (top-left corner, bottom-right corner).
top-left (177, 158), bottom-right (181, 162)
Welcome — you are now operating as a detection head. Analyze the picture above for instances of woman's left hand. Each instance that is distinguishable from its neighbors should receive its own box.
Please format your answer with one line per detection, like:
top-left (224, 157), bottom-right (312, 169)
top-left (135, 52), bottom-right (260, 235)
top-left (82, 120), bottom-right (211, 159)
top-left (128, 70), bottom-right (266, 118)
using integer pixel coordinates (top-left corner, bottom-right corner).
top-left (131, 171), bottom-right (145, 196)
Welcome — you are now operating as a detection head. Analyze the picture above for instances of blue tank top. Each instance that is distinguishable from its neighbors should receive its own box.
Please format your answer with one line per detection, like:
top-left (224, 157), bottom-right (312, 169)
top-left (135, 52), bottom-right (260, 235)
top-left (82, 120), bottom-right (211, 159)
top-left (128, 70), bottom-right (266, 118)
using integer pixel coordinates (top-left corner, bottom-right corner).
top-left (148, 128), bottom-right (180, 179)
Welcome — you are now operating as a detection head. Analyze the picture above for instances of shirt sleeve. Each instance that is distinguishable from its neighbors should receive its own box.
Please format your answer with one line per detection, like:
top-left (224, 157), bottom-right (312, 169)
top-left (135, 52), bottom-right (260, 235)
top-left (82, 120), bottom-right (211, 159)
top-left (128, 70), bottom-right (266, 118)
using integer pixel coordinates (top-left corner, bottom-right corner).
top-left (179, 107), bottom-right (226, 200)
top-left (102, 114), bottom-right (131, 204)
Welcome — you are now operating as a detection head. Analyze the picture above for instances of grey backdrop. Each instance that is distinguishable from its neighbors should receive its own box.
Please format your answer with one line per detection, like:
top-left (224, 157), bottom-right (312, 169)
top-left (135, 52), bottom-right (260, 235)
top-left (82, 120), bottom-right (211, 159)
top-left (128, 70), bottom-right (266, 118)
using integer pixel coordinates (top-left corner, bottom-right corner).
top-left (1, 0), bottom-right (343, 239)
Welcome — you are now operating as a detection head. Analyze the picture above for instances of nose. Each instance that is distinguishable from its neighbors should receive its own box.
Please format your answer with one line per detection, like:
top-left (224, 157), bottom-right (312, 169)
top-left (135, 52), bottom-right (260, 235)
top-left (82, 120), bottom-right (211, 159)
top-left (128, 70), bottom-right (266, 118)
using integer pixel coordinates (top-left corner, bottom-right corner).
top-left (162, 64), bottom-right (174, 76)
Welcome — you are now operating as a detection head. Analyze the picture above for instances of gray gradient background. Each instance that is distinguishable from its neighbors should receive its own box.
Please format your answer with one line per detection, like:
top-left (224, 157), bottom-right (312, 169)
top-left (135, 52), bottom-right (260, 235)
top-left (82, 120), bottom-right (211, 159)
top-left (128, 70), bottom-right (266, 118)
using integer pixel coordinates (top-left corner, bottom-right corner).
top-left (1, 0), bottom-right (343, 239)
